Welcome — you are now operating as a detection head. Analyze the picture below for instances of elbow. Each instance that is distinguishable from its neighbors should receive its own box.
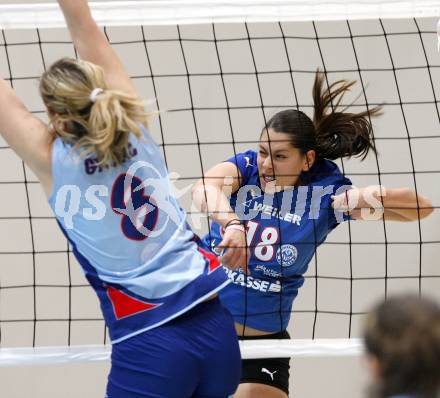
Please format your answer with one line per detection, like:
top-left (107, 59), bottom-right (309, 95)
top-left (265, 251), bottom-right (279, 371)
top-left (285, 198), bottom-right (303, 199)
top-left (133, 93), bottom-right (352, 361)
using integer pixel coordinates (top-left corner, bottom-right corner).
top-left (406, 192), bottom-right (435, 220)
top-left (404, 188), bottom-right (435, 220)
top-left (394, 190), bottom-right (435, 221)
top-left (418, 197), bottom-right (435, 220)
top-left (191, 179), bottom-right (205, 198)
top-left (191, 179), bottom-right (208, 211)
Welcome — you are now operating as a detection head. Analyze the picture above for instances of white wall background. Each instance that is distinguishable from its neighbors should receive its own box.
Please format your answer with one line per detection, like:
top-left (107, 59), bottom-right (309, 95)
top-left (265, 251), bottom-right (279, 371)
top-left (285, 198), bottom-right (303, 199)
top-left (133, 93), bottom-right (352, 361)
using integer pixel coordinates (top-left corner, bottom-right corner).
top-left (0, 2), bottom-right (439, 397)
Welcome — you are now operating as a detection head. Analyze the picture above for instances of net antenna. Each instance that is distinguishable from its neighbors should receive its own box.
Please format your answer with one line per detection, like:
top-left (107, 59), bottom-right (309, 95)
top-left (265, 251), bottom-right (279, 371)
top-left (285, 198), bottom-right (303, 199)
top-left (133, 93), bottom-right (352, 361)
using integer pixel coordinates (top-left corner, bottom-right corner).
top-left (0, 0), bottom-right (438, 368)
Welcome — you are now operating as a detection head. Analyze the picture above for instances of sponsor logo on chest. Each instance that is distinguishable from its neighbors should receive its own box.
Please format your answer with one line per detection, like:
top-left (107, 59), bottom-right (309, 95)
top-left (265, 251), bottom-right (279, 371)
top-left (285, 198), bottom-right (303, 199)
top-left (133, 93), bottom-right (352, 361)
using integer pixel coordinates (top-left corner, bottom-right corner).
top-left (251, 202), bottom-right (302, 226)
top-left (225, 268), bottom-right (282, 293)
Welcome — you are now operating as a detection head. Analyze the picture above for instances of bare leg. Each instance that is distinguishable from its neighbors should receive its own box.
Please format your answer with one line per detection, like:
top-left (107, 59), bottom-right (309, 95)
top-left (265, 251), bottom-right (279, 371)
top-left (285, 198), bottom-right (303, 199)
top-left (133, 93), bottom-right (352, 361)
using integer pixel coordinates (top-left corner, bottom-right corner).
top-left (233, 383), bottom-right (288, 398)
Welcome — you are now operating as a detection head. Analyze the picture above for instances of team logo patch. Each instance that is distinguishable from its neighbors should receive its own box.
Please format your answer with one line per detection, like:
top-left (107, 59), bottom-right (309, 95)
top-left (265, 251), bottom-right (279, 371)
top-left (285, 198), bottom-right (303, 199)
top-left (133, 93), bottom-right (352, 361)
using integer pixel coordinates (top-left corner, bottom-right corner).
top-left (249, 188), bottom-right (259, 198)
top-left (276, 244), bottom-right (298, 267)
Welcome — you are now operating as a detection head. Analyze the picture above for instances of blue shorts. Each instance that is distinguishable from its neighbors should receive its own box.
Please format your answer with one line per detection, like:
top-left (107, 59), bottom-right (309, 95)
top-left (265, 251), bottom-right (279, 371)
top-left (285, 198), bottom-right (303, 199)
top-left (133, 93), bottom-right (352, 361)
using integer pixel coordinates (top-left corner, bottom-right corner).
top-left (106, 297), bottom-right (241, 398)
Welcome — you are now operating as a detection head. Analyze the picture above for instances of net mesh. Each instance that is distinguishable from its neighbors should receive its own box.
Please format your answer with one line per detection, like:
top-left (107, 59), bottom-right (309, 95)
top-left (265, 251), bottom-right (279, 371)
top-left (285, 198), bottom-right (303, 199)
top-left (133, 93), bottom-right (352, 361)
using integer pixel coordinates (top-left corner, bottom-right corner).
top-left (0, 4), bottom-right (439, 362)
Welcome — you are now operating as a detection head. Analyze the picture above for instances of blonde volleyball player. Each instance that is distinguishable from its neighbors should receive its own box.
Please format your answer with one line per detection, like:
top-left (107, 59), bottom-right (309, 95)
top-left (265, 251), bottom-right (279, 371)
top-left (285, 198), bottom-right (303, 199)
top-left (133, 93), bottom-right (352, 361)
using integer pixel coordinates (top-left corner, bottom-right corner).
top-left (0, 1), bottom-right (242, 397)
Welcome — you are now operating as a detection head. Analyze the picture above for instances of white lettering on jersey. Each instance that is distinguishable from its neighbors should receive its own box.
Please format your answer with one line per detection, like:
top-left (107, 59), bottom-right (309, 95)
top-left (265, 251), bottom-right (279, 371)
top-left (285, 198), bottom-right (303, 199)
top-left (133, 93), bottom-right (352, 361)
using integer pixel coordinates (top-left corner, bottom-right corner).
top-left (225, 269), bottom-right (282, 293)
top-left (251, 203), bottom-right (301, 226)
top-left (254, 264), bottom-right (282, 278)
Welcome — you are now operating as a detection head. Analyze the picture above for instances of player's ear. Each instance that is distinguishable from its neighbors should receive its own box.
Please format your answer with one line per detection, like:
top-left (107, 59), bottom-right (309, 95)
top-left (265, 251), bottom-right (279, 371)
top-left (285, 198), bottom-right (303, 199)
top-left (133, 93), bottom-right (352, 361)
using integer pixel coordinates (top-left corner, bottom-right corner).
top-left (302, 150), bottom-right (315, 172)
top-left (47, 111), bottom-right (66, 135)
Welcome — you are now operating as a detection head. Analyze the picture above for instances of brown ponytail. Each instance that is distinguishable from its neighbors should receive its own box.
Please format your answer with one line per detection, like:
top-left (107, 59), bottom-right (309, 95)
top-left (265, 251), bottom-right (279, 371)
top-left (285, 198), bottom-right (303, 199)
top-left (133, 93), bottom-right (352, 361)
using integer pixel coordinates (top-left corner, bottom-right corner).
top-left (312, 71), bottom-right (382, 160)
top-left (39, 57), bottom-right (149, 166)
top-left (264, 70), bottom-right (382, 161)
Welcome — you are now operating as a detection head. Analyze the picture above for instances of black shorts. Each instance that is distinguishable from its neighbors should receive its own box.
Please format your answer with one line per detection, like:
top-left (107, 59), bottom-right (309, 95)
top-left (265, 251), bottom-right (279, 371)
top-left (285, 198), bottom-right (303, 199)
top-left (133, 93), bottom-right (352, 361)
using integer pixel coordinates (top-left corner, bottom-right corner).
top-left (238, 330), bottom-right (291, 395)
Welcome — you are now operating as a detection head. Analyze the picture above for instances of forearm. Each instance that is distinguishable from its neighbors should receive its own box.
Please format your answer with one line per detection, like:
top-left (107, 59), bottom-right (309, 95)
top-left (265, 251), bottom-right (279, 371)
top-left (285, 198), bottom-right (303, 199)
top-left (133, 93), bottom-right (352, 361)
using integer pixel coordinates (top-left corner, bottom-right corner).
top-left (0, 79), bottom-right (28, 144)
top-left (57, 0), bottom-right (108, 64)
top-left (192, 182), bottom-right (240, 228)
top-left (381, 188), bottom-right (434, 221)
top-left (0, 78), bottom-right (52, 187)
top-left (336, 186), bottom-right (435, 221)
top-left (57, 0), bottom-right (136, 95)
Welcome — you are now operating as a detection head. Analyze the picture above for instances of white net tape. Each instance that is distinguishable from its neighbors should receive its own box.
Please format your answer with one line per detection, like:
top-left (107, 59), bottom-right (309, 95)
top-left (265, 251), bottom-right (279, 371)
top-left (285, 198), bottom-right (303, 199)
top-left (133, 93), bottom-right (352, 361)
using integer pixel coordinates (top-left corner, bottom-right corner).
top-left (0, 339), bottom-right (363, 367)
top-left (0, 1), bottom-right (439, 29)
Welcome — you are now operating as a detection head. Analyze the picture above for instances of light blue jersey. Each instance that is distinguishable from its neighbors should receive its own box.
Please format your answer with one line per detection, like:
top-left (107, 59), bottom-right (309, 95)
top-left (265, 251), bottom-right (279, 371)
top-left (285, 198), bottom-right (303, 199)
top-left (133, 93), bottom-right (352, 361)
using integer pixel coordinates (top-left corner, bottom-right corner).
top-left (48, 127), bottom-right (228, 343)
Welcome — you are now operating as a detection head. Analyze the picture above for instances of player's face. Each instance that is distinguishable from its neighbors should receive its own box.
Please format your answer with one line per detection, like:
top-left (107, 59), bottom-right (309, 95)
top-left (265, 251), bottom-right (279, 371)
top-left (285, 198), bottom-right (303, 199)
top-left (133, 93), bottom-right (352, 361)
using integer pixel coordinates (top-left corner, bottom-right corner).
top-left (257, 128), bottom-right (314, 192)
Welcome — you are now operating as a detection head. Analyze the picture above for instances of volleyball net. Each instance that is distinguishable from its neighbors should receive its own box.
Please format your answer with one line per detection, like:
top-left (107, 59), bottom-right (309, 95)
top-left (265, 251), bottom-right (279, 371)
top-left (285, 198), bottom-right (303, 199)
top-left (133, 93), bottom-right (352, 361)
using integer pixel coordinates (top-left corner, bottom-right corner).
top-left (0, 0), bottom-right (439, 366)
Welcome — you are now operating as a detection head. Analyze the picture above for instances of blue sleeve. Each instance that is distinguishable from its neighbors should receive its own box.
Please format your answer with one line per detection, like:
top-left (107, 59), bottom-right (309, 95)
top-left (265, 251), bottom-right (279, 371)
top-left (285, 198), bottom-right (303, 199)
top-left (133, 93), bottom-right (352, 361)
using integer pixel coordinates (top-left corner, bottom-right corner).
top-left (224, 150), bottom-right (257, 186)
top-left (328, 175), bottom-right (353, 227)
top-left (310, 159), bottom-right (353, 228)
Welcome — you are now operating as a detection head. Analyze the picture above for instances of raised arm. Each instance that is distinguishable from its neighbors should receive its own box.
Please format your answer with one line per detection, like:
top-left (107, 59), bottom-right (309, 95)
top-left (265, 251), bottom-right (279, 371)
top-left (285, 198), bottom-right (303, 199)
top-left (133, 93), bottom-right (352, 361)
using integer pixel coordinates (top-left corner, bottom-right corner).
top-left (192, 162), bottom-right (249, 272)
top-left (192, 162), bottom-right (242, 227)
top-left (57, 0), bottom-right (137, 97)
top-left (332, 186), bottom-right (434, 221)
top-left (0, 79), bottom-right (52, 194)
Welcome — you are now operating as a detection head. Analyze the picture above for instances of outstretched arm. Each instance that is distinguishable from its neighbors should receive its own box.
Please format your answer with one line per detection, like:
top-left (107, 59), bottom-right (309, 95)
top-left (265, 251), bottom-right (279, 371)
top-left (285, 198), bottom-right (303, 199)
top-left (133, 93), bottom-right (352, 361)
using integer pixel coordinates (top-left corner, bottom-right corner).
top-left (0, 79), bottom-right (52, 194)
top-left (192, 162), bottom-right (250, 272)
top-left (332, 186), bottom-right (434, 221)
top-left (57, 0), bottom-right (137, 97)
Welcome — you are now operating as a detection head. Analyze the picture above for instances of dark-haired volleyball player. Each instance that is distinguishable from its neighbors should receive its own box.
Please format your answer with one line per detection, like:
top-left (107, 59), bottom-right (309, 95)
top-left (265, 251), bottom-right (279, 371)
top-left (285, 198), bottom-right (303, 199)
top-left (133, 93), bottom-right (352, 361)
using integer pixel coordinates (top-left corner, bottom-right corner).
top-left (0, 0), bottom-right (241, 397)
top-left (193, 72), bottom-right (434, 398)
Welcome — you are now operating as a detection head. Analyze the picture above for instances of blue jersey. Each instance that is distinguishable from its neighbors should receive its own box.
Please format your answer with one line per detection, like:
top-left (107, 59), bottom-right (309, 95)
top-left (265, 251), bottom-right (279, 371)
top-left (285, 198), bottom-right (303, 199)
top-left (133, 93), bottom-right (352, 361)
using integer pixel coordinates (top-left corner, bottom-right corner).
top-left (48, 126), bottom-right (228, 344)
top-left (203, 150), bottom-right (352, 332)
top-left (107, 298), bottom-right (240, 398)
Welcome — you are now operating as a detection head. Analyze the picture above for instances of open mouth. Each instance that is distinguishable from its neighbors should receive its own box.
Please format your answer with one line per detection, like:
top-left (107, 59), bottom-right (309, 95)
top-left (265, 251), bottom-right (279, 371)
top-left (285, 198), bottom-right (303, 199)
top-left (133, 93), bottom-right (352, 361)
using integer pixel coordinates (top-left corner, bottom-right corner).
top-left (262, 174), bottom-right (276, 184)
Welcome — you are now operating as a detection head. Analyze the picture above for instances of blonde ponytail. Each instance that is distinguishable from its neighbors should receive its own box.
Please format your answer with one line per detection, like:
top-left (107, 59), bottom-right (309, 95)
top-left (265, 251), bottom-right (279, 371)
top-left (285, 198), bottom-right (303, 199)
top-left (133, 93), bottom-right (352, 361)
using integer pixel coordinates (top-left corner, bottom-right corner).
top-left (39, 57), bottom-right (149, 166)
